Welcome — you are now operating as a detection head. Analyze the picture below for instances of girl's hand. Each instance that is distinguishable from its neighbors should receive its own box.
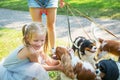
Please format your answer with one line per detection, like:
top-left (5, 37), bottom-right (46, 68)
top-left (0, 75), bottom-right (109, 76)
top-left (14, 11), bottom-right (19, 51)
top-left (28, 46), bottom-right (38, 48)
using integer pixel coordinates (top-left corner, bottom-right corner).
top-left (59, 0), bottom-right (65, 8)
top-left (56, 61), bottom-right (64, 72)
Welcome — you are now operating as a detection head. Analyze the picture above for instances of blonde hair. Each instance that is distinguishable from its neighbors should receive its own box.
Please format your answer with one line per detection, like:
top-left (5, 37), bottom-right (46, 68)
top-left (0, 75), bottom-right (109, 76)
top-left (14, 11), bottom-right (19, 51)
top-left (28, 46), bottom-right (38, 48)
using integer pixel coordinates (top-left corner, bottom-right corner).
top-left (22, 22), bottom-right (49, 53)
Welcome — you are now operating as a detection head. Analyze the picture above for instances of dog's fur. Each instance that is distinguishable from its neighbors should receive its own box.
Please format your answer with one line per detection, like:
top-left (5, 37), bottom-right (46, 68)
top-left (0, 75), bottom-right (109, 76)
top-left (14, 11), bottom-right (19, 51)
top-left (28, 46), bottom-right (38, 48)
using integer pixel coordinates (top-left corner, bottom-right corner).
top-left (74, 62), bottom-right (96, 80)
top-left (96, 38), bottom-right (120, 61)
top-left (72, 36), bottom-right (97, 67)
top-left (95, 59), bottom-right (120, 80)
top-left (70, 50), bottom-right (97, 80)
top-left (55, 46), bottom-right (75, 79)
top-left (55, 46), bottom-right (97, 80)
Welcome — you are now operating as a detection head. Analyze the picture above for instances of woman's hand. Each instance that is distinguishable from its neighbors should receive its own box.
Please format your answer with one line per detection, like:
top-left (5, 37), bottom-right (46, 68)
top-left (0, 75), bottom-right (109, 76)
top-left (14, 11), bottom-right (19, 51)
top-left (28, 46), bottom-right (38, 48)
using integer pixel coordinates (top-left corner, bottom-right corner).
top-left (59, 0), bottom-right (65, 8)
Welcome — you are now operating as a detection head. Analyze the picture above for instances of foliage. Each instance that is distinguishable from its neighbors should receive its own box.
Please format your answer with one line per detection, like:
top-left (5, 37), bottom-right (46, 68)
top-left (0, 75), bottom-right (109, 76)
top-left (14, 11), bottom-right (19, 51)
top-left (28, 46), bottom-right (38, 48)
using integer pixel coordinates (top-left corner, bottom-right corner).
top-left (0, 0), bottom-right (120, 19)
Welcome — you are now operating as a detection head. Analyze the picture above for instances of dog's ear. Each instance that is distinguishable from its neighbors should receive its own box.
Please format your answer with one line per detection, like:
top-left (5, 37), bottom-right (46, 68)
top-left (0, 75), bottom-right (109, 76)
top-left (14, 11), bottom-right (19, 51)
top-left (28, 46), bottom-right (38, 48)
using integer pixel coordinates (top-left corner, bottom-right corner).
top-left (74, 63), bottom-right (82, 74)
top-left (98, 38), bottom-right (104, 43)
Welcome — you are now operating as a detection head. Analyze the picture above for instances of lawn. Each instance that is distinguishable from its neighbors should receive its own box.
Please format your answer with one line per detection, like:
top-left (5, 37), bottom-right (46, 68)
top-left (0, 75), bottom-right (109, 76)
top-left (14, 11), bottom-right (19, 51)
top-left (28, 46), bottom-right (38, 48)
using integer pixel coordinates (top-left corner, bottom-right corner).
top-left (0, 0), bottom-right (120, 19)
top-left (0, 28), bottom-right (22, 59)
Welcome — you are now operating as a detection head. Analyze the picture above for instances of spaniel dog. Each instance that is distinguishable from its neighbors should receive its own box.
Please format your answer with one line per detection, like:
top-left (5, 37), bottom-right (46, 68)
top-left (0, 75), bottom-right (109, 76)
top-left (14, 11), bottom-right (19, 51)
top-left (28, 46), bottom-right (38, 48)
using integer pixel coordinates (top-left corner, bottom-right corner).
top-left (96, 59), bottom-right (120, 80)
top-left (72, 36), bottom-right (97, 68)
top-left (95, 38), bottom-right (120, 61)
top-left (54, 46), bottom-right (98, 80)
top-left (55, 46), bottom-right (75, 79)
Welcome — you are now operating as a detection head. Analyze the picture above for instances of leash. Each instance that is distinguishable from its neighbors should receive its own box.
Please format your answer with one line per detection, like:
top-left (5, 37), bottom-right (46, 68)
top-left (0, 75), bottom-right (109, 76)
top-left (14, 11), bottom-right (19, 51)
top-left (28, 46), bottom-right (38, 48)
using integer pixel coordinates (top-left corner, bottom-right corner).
top-left (65, 5), bottom-right (84, 59)
top-left (65, 3), bottom-right (119, 39)
top-left (65, 5), bottom-right (80, 49)
top-left (65, 5), bottom-right (72, 47)
top-left (66, 4), bottom-right (92, 40)
top-left (65, 4), bottom-right (93, 49)
top-left (35, 0), bottom-right (50, 15)
top-left (65, 2), bottom-right (119, 59)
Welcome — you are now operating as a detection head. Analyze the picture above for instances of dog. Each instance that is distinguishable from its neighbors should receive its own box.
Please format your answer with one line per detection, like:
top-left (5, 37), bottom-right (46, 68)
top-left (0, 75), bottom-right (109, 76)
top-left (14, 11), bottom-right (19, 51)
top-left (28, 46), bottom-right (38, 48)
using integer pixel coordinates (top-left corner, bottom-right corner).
top-left (96, 59), bottom-right (120, 80)
top-left (72, 36), bottom-right (97, 67)
top-left (96, 38), bottom-right (120, 61)
top-left (70, 49), bottom-right (97, 80)
top-left (55, 46), bottom-right (75, 80)
top-left (54, 46), bottom-right (97, 80)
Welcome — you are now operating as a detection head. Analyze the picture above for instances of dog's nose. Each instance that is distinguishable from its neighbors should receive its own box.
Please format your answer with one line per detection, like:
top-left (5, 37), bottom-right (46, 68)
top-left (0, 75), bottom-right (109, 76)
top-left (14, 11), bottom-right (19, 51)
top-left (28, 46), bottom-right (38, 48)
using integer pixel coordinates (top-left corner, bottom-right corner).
top-left (94, 47), bottom-right (97, 49)
top-left (96, 70), bottom-right (99, 74)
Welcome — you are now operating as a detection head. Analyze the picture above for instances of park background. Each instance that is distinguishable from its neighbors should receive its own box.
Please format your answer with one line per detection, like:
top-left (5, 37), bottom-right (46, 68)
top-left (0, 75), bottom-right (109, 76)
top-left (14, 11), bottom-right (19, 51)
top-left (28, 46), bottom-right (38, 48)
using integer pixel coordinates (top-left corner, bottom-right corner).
top-left (0, 0), bottom-right (120, 80)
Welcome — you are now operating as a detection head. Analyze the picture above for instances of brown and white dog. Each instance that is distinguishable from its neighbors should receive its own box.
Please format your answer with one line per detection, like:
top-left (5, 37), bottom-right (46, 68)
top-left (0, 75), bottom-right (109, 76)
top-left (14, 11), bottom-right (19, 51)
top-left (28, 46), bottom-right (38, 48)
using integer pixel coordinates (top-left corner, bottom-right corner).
top-left (96, 38), bottom-right (120, 61)
top-left (54, 46), bottom-right (97, 80)
top-left (70, 50), bottom-right (97, 80)
top-left (55, 46), bottom-right (75, 79)
top-left (72, 36), bottom-right (97, 67)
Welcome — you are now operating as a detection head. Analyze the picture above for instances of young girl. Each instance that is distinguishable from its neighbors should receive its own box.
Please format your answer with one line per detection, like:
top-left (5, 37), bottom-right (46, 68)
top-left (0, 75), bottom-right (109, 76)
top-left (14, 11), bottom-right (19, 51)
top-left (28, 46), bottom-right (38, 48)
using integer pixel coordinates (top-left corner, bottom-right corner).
top-left (0, 22), bottom-right (63, 80)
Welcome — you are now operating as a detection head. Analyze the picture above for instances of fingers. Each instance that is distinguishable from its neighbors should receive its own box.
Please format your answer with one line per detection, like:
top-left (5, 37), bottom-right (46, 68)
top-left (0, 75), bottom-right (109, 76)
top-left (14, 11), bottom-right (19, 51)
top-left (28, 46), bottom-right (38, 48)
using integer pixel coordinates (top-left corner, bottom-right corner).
top-left (59, 1), bottom-right (65, 8)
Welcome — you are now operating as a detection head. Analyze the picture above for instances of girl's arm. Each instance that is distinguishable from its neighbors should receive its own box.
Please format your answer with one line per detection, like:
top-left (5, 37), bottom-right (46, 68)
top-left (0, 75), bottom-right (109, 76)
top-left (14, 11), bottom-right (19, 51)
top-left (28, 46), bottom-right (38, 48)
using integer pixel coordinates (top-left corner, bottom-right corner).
top-left (25, 47), bottom-right (41, 62)
top-left (26, 49), bottom-right (64, 71)
top-left (17, 47), bottom-right (39, 62)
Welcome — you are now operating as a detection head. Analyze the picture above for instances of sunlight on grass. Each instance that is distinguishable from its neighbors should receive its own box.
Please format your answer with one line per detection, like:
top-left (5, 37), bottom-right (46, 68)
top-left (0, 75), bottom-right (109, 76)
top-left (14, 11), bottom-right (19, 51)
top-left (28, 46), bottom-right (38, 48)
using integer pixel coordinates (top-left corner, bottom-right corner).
top-left (0, 28), bottom-right (22, 60)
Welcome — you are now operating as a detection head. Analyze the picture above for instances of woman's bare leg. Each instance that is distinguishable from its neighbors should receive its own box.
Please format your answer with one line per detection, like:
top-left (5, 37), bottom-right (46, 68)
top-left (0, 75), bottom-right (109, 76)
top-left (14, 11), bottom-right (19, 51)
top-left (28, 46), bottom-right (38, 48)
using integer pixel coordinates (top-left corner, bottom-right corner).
top-left (46, 8), bottom-right (57, 52)
top-left (29, 7), bottom-right (42, 22)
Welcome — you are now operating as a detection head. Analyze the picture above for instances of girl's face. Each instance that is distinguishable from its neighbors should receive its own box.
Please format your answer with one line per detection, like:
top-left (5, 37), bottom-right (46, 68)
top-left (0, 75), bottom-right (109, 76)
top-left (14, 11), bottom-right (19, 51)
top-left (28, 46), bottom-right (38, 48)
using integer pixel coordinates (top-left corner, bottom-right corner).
top-left (28, 33), bottom-right (46, 50)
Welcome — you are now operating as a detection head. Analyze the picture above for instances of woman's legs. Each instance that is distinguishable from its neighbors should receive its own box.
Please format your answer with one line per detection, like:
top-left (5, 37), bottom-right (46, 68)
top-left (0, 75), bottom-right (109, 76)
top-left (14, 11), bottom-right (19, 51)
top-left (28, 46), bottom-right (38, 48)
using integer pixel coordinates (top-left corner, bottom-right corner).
top-left (29, 7), bottom-right (42, 22)
top-left (46, 8), bottom-right (57, 52)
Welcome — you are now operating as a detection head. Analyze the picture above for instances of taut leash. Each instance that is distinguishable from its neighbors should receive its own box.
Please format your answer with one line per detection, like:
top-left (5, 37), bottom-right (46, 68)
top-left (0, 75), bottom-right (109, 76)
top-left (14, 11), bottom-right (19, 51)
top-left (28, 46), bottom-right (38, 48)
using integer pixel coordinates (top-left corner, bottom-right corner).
top-left (65, 3), bottom-right (119, 39)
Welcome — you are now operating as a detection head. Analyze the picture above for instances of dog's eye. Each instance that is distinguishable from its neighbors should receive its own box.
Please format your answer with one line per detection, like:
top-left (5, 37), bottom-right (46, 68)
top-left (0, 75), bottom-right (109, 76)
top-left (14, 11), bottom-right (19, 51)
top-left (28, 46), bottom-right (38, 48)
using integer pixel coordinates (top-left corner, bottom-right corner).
top-left (98, 66), bottom-right (105, 73)
top-left (96, 63), bottom-right (100, 69)
top-left (100, 67), bottom-right (104, 71)
top-left (89, 45), bottom-right (93, 48)
top-left (96, 63), bottom-right (105, 74)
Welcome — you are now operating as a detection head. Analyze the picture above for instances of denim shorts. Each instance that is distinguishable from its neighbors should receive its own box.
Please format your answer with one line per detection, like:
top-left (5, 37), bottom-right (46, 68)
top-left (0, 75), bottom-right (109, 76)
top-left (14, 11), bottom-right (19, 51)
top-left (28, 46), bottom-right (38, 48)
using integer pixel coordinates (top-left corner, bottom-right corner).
top-left (28, 0), bottom-right (58, 8)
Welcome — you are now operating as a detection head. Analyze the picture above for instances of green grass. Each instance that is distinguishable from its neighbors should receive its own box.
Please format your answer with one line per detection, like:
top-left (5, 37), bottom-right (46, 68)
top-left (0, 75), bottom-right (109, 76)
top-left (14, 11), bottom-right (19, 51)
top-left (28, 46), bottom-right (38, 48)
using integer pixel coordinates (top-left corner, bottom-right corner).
top-left (0, 28), bottom-right (22, 60)
top-left (0, 0), bottom-right (120, 19)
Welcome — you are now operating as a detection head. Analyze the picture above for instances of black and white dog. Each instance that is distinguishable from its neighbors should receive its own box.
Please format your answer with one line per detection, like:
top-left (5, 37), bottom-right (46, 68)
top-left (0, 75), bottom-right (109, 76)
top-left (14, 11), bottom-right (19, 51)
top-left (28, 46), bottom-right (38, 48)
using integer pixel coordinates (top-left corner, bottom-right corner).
top-left (96, 59), bottom-right (120, 80)
top-left (72, 36), bottom-right (97, 67)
